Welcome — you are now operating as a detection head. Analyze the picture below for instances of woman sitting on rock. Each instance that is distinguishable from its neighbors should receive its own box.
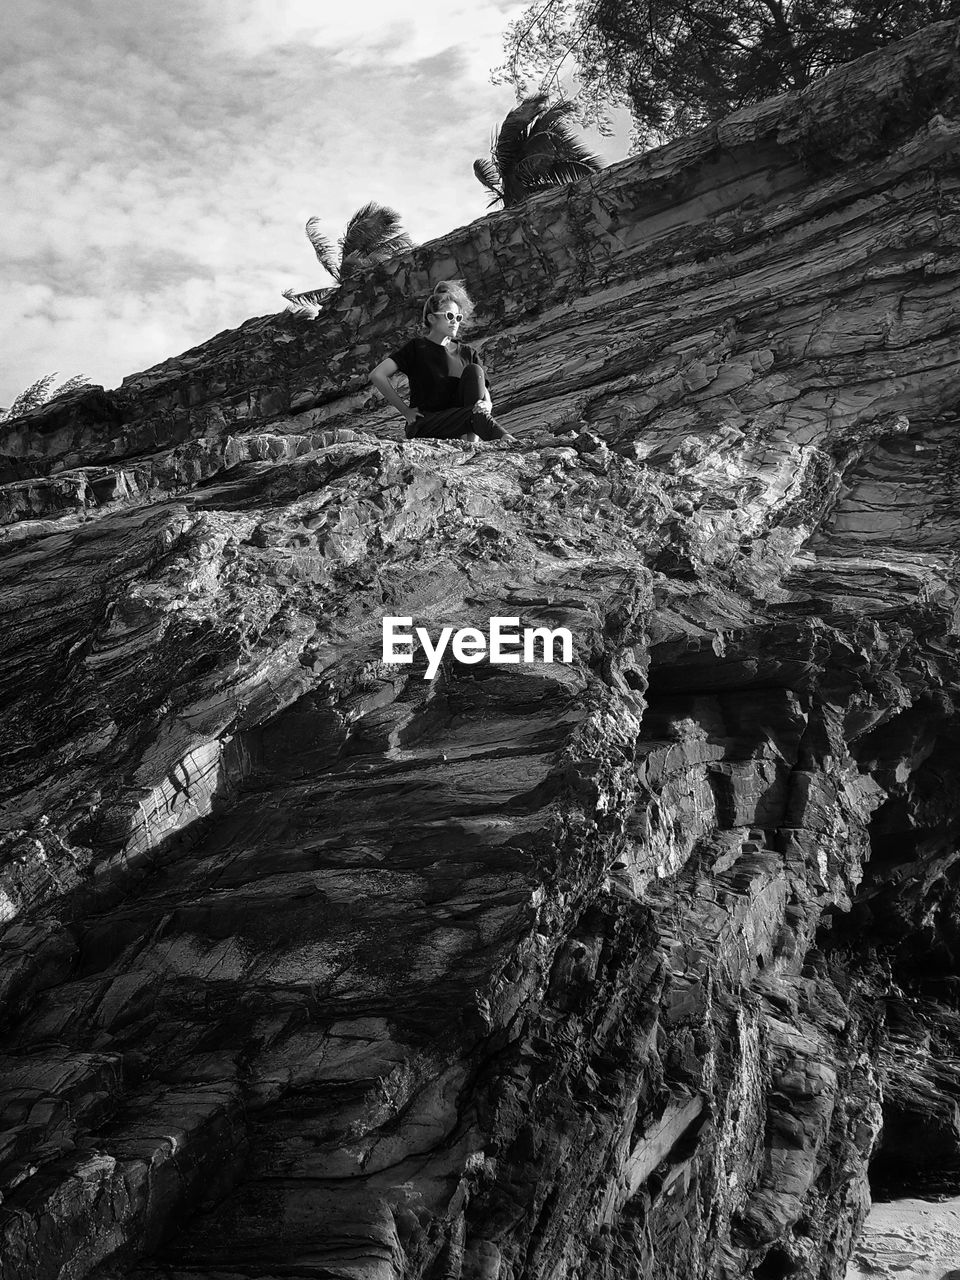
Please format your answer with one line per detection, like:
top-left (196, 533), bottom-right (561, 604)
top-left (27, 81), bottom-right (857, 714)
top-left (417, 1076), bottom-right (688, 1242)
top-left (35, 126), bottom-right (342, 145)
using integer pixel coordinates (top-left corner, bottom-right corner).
top-left (369, 280), bottom-right (512, 443)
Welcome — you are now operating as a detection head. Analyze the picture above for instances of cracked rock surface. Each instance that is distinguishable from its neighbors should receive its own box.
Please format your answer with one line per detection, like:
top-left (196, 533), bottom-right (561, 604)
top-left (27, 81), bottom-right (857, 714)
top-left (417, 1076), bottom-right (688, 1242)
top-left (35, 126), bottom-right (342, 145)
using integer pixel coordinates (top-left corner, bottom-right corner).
top-left (2, 22), bottom-right (960, 1280)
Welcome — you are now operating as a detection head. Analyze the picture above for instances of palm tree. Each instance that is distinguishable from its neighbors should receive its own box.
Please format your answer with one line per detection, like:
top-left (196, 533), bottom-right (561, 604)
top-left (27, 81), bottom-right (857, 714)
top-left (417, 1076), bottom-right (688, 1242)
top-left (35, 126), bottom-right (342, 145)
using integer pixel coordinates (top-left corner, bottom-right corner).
top-left (1, 372), bottom-right (92, 422)
top-left (306, 202), bottom-right (414, 284)
top-left (474, 94), bottom-right (602, 207)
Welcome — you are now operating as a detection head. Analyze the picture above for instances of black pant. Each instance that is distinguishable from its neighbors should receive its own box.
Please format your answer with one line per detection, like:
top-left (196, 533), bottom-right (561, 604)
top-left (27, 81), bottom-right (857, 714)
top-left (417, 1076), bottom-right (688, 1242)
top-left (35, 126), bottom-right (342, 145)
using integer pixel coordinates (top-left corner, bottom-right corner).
top-left (407, 366), bottom-right (509, 441)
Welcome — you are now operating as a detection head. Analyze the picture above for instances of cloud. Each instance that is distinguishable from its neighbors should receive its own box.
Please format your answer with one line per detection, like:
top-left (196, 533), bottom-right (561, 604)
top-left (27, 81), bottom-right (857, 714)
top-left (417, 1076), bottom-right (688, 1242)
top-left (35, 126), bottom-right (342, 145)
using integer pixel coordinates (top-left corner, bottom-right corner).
top-left (227, 0), bottom-right (525, 72)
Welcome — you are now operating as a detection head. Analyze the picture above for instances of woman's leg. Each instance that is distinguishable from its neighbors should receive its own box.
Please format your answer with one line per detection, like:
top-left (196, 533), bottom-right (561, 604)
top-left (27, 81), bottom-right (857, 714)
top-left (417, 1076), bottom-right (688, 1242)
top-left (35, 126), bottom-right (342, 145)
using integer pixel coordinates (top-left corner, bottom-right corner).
top-left (459, 365), bottom-right (486, 407)
top-left (468, 412), bottom-right (510, 441)
top-left (459, 366), bottom-right (512, 440)
top-left (406, 370), bottom-right (512, 442)
top-left (409, 407), bottom-right (488, 440)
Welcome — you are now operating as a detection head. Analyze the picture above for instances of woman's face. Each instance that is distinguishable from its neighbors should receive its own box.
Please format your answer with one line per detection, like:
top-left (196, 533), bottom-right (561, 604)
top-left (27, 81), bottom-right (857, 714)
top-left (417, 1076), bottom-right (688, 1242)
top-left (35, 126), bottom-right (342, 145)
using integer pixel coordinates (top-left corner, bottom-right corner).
top-left (427, 302), bottom-right (463, 340)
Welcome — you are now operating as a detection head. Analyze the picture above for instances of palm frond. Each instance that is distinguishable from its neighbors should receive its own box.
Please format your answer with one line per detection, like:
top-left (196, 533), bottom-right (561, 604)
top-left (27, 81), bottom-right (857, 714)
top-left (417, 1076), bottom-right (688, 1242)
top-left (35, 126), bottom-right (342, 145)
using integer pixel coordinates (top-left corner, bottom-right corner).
top-left (526, 102), bottom-right (602, 171)
top-left (518, 158), bottom-right (602, 190)
top-left (50, 374), bottom-right (93, 397)
top-left (305, 217), bottom-right (340, 282)
top-left (283, 286), bottom-right (334, 307)
top-left (339, 202), bottom-right (408, 259)
top-left (473, 157), bottom-right (504, 205)
top-left (519, 132), bottom-right (602, 173)
top-left (1, 373), bottom-right (59, 421)
top-left (507, 93), bottom-right (551, 126)
top-left (284, 294), bottom-right (321, 320)
top-left (530, 98), bottom-right (579, 131)
top-left (382, 230), bottom-right (415, 255)
top-left (339, 234), bottom-right (413, 281)
top-left (493, 93), bottom-right (549, 178)
top-left (487, 91), bottom-right (603, 206)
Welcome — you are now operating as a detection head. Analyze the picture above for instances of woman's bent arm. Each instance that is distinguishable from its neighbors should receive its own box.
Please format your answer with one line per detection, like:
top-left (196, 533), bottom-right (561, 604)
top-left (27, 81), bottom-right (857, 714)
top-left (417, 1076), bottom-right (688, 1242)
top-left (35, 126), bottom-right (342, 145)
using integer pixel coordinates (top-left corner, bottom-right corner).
top-left (369, 357), bottom-right (419, 424)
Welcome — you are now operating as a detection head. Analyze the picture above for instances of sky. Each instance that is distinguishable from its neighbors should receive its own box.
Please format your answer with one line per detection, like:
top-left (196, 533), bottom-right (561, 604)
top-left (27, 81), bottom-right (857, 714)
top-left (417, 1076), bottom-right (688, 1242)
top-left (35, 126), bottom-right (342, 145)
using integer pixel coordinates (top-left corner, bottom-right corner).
top-left (0, 0), bottom-right (632, 410)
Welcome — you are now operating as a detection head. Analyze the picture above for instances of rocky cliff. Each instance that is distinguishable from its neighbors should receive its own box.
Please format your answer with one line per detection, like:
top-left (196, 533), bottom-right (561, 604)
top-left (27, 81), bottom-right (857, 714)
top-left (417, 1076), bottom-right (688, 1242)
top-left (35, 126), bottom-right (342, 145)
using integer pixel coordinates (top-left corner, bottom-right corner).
top-left (2, 21), bottom-right (960, 1280)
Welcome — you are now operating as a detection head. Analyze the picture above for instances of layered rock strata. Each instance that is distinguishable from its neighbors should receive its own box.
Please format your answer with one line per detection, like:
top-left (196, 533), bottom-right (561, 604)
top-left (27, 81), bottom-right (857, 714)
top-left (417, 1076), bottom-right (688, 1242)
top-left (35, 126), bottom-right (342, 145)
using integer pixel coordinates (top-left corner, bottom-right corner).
top-left (1, 21), bottom-right (960, 1280)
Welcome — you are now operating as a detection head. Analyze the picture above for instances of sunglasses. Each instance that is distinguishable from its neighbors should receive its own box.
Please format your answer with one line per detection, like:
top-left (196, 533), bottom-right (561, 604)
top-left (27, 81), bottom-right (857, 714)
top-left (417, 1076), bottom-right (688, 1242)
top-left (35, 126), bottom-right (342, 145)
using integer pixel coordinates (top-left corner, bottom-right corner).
top-left (438, 311), bottom-right (462, 322)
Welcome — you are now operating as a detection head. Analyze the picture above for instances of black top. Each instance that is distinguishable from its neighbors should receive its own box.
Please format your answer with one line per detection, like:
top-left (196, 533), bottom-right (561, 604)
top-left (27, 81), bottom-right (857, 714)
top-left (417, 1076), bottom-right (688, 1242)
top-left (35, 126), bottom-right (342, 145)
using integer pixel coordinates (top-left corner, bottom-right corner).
top-left (390, 336), bottom-right (487, 412)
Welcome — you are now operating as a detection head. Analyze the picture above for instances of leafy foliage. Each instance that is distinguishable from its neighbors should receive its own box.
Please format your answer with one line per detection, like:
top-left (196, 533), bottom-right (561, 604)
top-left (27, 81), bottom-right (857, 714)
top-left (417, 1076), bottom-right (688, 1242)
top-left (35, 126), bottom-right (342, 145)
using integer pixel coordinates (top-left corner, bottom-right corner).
top-left (473, 93), bottom-right (602, 206)
top-left (281, 286), bottom-right (335, 320)
top-left (1, 372), bottom-right (92, 423)
top-left (306, 202), bottom-right (414, 284)
top-left (493, 0), bottom-right (959, 145)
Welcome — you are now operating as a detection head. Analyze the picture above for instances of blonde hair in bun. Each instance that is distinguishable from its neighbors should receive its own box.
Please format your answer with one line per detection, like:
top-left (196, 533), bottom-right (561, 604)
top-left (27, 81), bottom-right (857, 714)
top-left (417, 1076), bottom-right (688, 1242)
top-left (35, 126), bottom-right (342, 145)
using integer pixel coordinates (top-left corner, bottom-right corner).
top-left (421, 279), bottom-right (475, 331)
